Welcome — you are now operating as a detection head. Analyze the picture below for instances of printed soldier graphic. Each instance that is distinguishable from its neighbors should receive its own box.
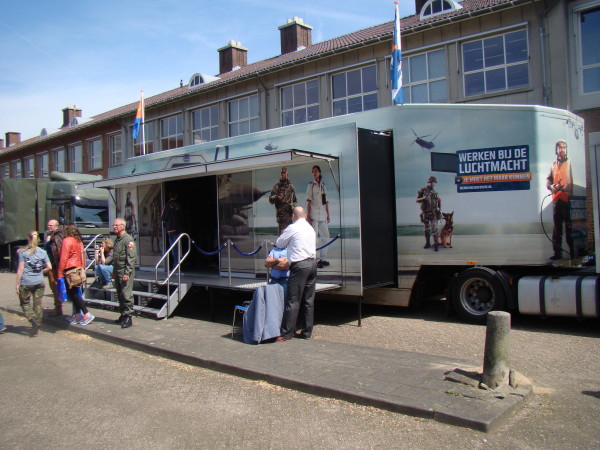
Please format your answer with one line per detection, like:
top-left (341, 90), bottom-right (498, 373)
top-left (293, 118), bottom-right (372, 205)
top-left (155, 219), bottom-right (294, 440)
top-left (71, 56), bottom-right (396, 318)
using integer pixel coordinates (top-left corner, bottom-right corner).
top-left (416, 176), bottom-right (442, 252)
top-left (269, 167), bottom-right (297, 234)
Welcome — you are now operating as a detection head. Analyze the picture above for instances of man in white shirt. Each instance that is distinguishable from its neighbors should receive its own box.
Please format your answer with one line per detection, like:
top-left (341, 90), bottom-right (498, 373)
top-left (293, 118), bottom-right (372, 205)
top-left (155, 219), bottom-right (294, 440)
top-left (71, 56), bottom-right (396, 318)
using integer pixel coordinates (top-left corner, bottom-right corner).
top-left (275, 206), bottom-right (317, 340)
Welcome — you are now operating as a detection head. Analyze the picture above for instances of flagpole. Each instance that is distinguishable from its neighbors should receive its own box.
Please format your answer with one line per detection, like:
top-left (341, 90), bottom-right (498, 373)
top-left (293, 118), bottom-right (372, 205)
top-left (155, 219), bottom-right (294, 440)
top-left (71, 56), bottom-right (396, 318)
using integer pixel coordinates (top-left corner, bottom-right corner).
top-left (390, 0), bottom-right (403, 105)
top-left (141, 90), bottom-right (146, 155)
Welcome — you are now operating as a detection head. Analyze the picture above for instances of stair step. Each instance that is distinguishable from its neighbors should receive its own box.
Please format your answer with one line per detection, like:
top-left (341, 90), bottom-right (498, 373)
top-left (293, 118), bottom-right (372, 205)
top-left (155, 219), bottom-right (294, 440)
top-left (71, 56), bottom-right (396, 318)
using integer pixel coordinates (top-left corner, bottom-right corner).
top-left (87, 286), bottom-right (169, 300)
top-left (83, 298), bottom-right (167, 315)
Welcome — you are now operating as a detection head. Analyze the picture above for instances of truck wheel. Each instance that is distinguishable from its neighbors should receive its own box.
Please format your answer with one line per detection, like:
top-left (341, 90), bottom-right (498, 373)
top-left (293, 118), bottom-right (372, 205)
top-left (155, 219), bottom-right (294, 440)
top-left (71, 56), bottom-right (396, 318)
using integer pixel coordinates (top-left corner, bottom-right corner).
top-left (451, 268), bottom-right (505, 324)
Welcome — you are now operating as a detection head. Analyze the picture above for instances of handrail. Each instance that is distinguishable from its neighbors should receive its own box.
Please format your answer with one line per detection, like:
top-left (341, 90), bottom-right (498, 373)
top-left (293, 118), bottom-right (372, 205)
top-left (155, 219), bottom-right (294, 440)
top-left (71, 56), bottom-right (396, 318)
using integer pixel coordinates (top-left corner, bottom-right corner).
top-left (154, 233), bottom-right (191, 318)
top-left (155, 233), bottom-right (191, 286)
top-left (84, 234), bottom-right (105, 272)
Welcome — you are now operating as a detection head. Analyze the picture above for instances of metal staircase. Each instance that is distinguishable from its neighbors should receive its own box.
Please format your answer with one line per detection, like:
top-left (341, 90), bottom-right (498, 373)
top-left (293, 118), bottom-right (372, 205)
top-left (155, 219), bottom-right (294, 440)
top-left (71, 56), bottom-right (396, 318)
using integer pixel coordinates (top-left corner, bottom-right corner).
top-left (82, 234), bottom-right (192, 319)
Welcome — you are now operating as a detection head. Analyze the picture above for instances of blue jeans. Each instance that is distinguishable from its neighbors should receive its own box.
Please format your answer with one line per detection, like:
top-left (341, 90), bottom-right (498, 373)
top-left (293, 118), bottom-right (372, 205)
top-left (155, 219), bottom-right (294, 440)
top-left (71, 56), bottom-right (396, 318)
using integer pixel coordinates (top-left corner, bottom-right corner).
top-left (95, 264), bottom-right (113, 285)
top-left (0, 311), bottom-right (5, 329)
top-left (167, 231), bottom-right (180, 262)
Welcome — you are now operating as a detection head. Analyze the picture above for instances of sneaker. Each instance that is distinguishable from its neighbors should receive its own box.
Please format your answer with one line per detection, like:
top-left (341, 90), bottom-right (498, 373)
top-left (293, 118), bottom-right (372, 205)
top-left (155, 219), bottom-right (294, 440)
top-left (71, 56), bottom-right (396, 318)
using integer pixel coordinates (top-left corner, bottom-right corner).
top-left (0, 327), bottom-right (7, 334)
top-left (68, 313), bottom-right (83, 325)
top-left (321, 260), bottom-right (330, 266)
top-left (103, 283), bottom-right (114, 290)
top-left (79, 313), bottom-right (95, 326)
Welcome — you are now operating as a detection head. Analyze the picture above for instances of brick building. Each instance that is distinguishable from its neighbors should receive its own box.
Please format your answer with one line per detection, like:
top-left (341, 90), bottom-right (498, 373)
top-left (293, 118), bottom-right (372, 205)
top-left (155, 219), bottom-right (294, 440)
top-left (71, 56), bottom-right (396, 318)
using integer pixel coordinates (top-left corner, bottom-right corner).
top-left (1, 0), bottom-right (598, 183)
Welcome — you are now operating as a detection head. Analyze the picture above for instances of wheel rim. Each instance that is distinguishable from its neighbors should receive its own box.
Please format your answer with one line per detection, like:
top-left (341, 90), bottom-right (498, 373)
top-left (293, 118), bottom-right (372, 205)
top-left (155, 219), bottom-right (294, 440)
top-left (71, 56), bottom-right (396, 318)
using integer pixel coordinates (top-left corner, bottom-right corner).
top-left (458, 277), bottom-right (495, 316)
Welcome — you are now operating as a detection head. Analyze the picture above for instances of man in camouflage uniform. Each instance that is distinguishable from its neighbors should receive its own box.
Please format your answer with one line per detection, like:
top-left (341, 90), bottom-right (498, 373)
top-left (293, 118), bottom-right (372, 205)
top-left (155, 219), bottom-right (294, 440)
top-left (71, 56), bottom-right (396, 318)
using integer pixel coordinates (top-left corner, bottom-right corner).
top-left (112, 217), bottom-right (137, 328)
top-left (269, 167), bottom-right (297, 234)
top-left (416, 176), bottom-right (442, 252)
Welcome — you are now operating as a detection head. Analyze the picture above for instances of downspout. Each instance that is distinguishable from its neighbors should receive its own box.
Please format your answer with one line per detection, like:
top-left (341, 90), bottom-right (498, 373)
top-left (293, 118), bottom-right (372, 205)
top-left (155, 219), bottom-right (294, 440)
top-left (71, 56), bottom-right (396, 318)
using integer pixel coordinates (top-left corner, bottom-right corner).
top-left (255, 75), bottom-right (270, 129)
top-left (532, 0), bottom-right (561, 106)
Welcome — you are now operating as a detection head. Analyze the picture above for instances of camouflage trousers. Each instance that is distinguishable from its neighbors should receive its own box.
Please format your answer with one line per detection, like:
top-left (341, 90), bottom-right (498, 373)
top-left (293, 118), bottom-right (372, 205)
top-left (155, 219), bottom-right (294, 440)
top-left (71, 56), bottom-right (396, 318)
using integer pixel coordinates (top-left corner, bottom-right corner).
top-left (18, 283), bottom-right (45, 324)
top-left (423, 218), bottom-right (439, 244)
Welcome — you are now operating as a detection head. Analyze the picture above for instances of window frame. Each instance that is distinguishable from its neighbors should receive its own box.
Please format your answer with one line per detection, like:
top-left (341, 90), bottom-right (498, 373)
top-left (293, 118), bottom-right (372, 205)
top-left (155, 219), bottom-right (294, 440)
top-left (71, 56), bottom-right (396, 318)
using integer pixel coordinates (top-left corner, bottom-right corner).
top-left (280, 79), bottom-right (320, 126)
top-left (461, 28), bottom-right (530, 98)
top-left (109, 132), bottom-right (123, 167)
top-left (191, 104), bottom-right (219, 143)
top-left (37, 153), bottom-right (49, 178)
top-left (402, 48), bottom-right (448, 104)
top-left (570, 0), bottom-right (600, 110)
top-left (24, 156), bottom-right (35, 179)
top-left (69, 143), bottom-right (83, 173)
top-left (87, 137), bottom-right (103, 171)
top-left (0, 164), bottom-right (9, 180)
top-left (133, 122), bottom-right (154, 157)
top-left (228, 94), bottom-right (259, 137)
top-left (53, 148), bottom-right (66, 173)
top-left (419, 0), bottom-right (463, 20)
top-left (12, 160), bottom-right (22, 179)
top-left (159, 114), bottom-right (184, 151)
top-left (331, 65), bottom-right (379, 117)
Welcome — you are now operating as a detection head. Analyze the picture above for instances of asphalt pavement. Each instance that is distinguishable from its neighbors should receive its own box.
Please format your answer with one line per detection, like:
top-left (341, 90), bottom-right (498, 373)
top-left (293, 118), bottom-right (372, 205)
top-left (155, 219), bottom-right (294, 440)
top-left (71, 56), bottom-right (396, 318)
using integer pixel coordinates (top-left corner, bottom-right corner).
top-left (0, 274), bottom-right (531, 433)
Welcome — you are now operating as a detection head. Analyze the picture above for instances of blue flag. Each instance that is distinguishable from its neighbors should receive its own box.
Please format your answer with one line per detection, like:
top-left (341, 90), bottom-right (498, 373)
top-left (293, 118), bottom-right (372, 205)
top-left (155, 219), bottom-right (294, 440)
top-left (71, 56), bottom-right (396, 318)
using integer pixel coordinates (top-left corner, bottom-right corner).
top-left (390, 1), bottom-right (403, 105)
top-left (132, 92), bottom-right (144, 139)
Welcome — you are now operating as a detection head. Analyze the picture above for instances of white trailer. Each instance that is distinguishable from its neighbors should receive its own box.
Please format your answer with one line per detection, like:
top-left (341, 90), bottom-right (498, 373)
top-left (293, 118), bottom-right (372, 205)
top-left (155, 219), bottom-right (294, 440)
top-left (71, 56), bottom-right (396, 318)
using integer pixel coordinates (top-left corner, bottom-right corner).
top-left (81, 104), bottom-right (595, 323)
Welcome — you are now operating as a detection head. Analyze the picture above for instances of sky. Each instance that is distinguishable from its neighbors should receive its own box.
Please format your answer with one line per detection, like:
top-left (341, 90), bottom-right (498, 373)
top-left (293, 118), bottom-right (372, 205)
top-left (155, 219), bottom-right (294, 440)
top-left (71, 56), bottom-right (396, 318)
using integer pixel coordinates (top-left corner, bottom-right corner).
top-left (0, 0), bottom-right (416, 142)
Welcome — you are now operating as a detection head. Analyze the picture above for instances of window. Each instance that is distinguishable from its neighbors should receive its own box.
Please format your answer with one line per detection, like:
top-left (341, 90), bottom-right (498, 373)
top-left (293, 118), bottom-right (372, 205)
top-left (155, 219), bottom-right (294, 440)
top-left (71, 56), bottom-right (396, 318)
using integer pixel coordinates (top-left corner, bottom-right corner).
top-left (108, 133), bottom-right (123, 166)
top-left (24, 157), bottom-right (35, 178)
top-left (402, 49), bottom-right (448, 103)
top-left (160, 115), bottom-right (183, 151)
top-left (0, 164), bottom-right (9, 180)
top-left (192, 105), bottom-right (219, 143)
top-left (462, 29), bottom-right (529, 97)
top-left (281, 80), bottom-right (320, 126)
top-left (133, 122), bottom-right (154, 156)
top-left (12, 160), bottom-right (22, 179)
top-left (88, 138), bottom-right (102, 170)
top-left (228, 95), bottom-right (259, 137)
top-left (420, 0), bottom-right (463, 19)
top-left (332, 65), bottom-right (378, 116)
top-left (70, 144), bottom-right (82, 173)
top-left (53, 149), bottom-right (66, 173)
top-left (37, 153), bottom-right (49, 178)
top-left (579, 5), bottom-right (600, 94)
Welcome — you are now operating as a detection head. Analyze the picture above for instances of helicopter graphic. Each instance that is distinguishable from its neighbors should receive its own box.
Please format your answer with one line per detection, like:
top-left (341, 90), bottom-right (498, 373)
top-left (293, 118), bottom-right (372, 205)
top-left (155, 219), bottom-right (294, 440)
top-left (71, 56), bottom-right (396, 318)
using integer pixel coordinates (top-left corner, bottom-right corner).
top-left (264, 142), bottom-right (278, 151)
top-left (411, 129), bottom-right (442, 150)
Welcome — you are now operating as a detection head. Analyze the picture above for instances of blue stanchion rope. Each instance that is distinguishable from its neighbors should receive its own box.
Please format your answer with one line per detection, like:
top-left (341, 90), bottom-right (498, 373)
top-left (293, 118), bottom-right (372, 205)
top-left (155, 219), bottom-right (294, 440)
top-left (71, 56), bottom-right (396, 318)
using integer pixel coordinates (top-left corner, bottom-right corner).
top-left (317, 233), bottom-right (341, 251)
top-left (191, 240), bottom-right (227, 256)
top-left (231, 242), bottom-right (263, 256)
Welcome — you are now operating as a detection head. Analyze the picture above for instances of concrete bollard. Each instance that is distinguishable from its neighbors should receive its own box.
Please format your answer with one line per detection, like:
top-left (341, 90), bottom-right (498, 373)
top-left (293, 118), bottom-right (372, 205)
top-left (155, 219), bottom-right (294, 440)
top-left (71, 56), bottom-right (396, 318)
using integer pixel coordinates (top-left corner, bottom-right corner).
top-left (481, 311), bottom-right (511, 389)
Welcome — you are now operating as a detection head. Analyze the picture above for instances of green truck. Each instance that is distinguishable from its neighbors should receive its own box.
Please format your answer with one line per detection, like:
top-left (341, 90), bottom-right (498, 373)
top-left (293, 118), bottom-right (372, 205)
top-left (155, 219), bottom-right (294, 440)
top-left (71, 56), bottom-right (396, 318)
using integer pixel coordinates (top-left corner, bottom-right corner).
top-left (0, 171), bottom-right (110, 270)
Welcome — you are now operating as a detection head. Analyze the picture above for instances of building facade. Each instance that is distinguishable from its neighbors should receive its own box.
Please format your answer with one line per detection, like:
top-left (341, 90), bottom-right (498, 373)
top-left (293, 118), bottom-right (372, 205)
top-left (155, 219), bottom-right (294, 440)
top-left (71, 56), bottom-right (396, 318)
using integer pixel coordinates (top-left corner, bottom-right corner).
top-left (1, 0), bottom-right (598, 187)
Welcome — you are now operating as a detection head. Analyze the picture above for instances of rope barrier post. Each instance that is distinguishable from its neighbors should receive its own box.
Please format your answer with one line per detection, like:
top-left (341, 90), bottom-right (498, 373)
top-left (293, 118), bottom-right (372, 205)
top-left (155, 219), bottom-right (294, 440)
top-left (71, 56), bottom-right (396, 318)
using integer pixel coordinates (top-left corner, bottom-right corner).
top-left (358, 295), bottom-right (362, 327)
top-left (227, 239), bottom-right (232, 287)
top-left (264, 238), bottom-right (270, 281)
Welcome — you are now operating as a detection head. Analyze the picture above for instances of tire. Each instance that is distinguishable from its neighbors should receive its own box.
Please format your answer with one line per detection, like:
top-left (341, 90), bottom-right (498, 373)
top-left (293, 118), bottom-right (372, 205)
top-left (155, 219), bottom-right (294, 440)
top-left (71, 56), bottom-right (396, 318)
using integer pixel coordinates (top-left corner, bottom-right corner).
top-left (451, 268), bottom-right (506, 324)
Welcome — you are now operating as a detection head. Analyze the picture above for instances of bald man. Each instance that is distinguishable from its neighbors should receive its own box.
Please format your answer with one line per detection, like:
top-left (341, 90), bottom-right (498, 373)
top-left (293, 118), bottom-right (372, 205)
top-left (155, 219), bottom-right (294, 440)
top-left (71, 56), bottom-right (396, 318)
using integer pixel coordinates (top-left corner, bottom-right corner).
top-left (44, 219), bottom-right (64, 316)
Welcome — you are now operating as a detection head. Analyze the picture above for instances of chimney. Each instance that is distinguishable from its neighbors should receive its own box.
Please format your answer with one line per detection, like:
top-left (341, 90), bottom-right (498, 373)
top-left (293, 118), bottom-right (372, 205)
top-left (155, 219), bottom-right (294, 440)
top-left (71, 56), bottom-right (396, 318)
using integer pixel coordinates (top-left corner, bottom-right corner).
top-left (415, 0), bottom-right (427, 15)
top-left (0, 138), bottom-right (4, 149)
top-left (218, 41), bottom-right (248, 74)
top-left (62, 105), bottom-right (82, 128)
top-left (279, 17), bottom-right (312, 54)
top-left (5, 132), bottom-right (21, 147)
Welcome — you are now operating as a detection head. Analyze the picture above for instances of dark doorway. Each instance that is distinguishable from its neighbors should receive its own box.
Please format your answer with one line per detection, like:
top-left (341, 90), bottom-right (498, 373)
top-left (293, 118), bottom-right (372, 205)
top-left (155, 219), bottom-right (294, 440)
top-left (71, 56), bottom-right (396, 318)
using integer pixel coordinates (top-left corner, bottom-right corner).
top-left (358, 129), bottom-right (397, 288)
top-left (164, 176), bottom-right (219, 271)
